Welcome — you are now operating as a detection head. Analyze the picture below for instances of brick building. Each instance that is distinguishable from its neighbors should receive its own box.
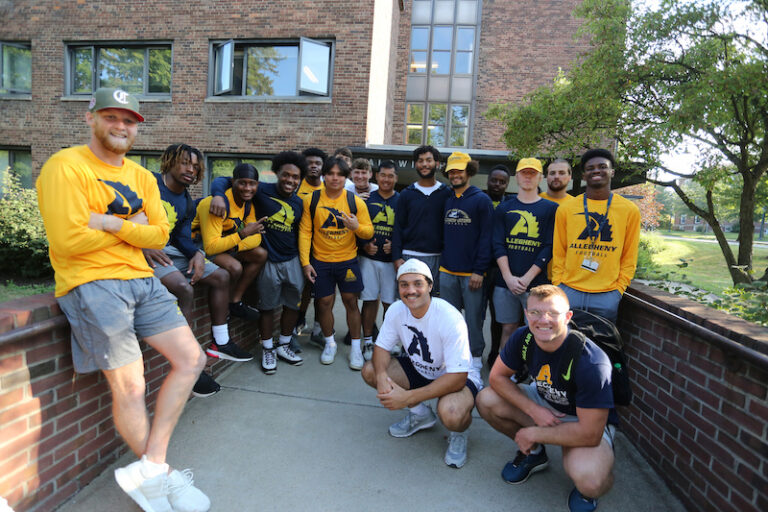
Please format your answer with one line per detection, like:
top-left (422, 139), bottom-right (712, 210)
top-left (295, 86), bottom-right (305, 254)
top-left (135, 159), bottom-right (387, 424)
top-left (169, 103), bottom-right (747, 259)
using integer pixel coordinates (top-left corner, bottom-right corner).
top-left (0, 0), bottom-right (588, 194)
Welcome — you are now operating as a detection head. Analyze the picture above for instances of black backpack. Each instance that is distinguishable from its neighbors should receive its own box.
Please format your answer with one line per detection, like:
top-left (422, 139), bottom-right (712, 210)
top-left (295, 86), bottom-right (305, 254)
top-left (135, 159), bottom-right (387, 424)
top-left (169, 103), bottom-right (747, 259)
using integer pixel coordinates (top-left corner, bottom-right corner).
top-left (518, 309), bottom-right (633, 406)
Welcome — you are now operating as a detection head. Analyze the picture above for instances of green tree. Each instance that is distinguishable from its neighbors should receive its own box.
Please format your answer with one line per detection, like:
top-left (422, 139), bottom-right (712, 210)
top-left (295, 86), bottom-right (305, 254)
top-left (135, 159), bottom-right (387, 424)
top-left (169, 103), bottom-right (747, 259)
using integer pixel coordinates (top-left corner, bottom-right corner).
top-left (487, 0), bottom-right (768, 284)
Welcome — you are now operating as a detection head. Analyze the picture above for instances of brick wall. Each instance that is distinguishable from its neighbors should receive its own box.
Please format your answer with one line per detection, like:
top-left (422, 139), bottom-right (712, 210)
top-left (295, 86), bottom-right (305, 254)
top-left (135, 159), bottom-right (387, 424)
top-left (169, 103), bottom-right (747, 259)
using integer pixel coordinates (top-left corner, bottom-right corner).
top-left (0, 290), bottom-right (260, 512)
top-left (617, 284), bottom-right (768, 512)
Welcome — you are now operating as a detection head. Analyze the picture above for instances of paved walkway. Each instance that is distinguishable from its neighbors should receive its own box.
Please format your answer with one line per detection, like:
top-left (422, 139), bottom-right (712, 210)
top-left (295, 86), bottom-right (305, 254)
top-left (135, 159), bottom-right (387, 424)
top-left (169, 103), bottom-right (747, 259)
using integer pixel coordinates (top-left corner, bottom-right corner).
top-left (58, 298), bottom-right (685, 512)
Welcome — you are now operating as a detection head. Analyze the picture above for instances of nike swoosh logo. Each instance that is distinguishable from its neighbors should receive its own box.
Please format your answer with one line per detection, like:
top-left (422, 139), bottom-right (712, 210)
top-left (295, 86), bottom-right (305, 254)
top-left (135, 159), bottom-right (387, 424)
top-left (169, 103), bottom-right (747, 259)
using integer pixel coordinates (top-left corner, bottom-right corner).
top-left (562, 360), bottom-right (573, 381)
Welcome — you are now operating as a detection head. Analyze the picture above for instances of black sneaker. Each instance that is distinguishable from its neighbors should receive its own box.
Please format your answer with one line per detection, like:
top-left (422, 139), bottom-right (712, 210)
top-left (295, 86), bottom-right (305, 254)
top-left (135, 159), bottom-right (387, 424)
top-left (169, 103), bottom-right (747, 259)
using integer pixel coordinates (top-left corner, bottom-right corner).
top-left (206, 341), bottom-right (254, 362)
top-left (501, 447), bottom-right (549, 484)
top-left (192, 372), bottom-right (220, 398)
top-left (229, 301), bottom-right (260, 321)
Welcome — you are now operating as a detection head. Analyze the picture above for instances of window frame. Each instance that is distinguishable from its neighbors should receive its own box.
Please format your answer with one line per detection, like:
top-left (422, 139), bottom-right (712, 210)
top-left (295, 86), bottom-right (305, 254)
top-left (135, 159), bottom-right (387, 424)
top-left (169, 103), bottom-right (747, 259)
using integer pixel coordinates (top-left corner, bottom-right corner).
top-left (208, 38), bottom-right (334, 100)
top-left (203, 154), bottom-right (276, 194)
top-left (0, 147), bottom-right (33, 198)
top-left (406, 101), bottom-right (471, 148)
top-left (65, 42), bottom-right (173, 97)
top-left (0, 41), bottom-right (32, 95)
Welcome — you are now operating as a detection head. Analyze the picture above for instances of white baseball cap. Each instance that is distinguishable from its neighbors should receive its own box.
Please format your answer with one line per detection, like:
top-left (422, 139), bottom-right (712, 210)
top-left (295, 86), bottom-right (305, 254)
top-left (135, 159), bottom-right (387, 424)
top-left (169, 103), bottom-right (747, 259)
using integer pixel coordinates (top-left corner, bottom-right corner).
top-left (396, 258), bottom-right (433, 281)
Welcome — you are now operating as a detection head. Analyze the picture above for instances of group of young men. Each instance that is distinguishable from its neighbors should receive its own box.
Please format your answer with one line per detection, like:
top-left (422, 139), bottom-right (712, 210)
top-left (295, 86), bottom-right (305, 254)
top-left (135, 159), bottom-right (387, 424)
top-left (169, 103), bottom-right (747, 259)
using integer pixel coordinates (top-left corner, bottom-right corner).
top-left (36, 88), bottom-right (640, 512)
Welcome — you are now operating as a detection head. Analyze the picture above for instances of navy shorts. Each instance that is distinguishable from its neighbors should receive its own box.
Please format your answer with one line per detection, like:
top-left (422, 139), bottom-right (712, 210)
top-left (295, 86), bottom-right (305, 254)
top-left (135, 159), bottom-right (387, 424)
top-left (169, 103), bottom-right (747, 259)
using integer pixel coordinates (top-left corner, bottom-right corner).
top-left (395, 355), bottom-right (479, 398)
top-left (312, 257), bottom-right (364, 298)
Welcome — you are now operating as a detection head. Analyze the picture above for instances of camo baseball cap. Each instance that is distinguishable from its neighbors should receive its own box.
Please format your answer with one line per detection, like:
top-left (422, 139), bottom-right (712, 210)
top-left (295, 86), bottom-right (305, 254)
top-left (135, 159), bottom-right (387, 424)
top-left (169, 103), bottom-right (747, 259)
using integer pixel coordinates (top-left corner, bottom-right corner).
top-left (88, 88), bottom-right (144, 122)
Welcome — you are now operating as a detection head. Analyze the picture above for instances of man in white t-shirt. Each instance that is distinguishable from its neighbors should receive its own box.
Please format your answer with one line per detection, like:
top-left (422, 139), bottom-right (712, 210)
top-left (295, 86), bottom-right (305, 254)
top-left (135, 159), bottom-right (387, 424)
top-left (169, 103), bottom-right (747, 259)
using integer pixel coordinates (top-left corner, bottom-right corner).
top-left (361, 258), bottom-right (482, 468)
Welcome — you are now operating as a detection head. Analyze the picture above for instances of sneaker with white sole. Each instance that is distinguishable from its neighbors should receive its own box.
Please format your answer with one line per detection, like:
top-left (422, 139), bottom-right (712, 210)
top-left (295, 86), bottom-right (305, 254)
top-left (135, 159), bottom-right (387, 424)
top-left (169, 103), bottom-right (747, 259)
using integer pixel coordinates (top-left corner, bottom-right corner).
top-left (388, 406), bottom-right (437, 438)
top-left (206, 342), bottom-right (253, 362)
top-left (444, 431), bottom-right (468, 468)
top-left (167, 469), bottom-right (210, 512)
top-left (362, 342), bottom-right (374, 361)
top-left (114, 457), bottom-right (172, 512)
top-left (320, 343), bottom-right (337, 365)
top-left (192, 372), bottom-right (220, 398)
top-left (261, 348), bottom-right (277, 374)
top-left (567, 487), bottom-right (598, 512)
top-left (276, 344), bottom-right (303, 365)
top-left (502, 447), bottom-right (549, 484)
top-left (349, 348), bottom-right (364, 370)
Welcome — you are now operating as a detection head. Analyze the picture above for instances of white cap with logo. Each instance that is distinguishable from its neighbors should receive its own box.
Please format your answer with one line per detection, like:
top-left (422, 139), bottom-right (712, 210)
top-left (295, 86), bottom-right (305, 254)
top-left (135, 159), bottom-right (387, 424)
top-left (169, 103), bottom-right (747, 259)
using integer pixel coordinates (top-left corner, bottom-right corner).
top-left (396, 258), bottom-right (433, 281)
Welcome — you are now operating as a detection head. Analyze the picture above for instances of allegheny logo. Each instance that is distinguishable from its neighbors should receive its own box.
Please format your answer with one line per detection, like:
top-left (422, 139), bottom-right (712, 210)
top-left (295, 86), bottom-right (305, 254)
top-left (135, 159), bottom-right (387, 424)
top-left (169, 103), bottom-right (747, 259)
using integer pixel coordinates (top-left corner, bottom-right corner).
top-left (445, 208), bottom-right (471, 225)
top-left (405, 325), bottom-right (434, 363)
top-left (100, 179), bottom-right (143, 216)
top-left (507, 210), bottom-right (539, 238)
top-left (371, 204), bottom-right (395, 226)
top-left (344, 269), bottom-right (357, 282)
top-left (576, 212), bottom-right (614, 242)
top-left (267, 197), bottom-right (295, 232)
top-left (162, 200), bottom-right (178, 232)
top-left (321, 207), bottom-right (344, 229)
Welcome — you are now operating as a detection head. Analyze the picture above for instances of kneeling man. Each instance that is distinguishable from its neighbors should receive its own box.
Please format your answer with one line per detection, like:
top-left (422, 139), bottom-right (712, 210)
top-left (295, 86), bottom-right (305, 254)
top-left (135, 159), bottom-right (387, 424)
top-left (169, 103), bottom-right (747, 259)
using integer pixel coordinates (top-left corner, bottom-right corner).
top-left (361, 259), bottom-right (481, 468)
top-left (476, 284), bottom-right (616, 512)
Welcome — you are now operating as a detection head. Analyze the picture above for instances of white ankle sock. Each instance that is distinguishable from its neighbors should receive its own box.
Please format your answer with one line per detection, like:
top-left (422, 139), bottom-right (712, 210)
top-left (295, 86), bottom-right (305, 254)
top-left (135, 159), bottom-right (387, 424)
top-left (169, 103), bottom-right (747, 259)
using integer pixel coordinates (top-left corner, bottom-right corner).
top-left (324, 335), bottom-right (336, 347)
top-left (409, 402), bottom-right (430, 416)
top-left (262, 338), bottom-right (274, 350)
top-left (351, 339), bottom-right (361, 351)
top-left (278, 334), bottom-right (292, 345)
top-left (363, 336), bottom-right (373, 344)
top-left (212, 324), bottom-right (229, 346)
top-left (140, 456), bottom-right (168, 478)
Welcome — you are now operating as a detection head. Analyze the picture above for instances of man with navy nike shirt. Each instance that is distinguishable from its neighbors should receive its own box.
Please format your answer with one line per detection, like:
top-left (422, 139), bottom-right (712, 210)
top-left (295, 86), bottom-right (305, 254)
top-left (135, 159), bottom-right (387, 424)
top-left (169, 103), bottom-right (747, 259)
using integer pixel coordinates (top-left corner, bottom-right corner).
top-left (361, 259), bottom-right (481, 469)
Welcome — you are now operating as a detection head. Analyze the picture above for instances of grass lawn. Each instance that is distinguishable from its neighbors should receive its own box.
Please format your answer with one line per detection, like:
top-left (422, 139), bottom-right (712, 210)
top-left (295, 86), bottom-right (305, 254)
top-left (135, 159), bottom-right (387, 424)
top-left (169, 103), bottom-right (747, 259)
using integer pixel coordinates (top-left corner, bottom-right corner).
top-left (661, 230), bottom-right (768, 245)
top-left (0, 278), bottom-right (55, 304)
top-left (649, 237), bottom-right (768, 295)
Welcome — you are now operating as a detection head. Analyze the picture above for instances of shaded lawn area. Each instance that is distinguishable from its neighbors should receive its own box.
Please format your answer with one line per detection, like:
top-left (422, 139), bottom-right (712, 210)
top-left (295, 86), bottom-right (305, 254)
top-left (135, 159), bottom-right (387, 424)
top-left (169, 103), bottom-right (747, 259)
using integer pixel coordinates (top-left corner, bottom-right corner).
top-left (651, 238), bottom-right (768, 295)
top-left (0, 277), bottom-right (55, 303)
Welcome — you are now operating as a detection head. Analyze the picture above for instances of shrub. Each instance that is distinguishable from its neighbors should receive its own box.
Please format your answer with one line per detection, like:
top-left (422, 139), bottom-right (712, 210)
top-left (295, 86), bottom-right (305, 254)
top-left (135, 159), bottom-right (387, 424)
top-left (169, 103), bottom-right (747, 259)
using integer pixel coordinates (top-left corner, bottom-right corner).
top-left (0, 169), bottom-right (52, 278)
top-left (713, 281), bottom-right (768, 327)
top-left (635, 231), bottom-right (664, 279)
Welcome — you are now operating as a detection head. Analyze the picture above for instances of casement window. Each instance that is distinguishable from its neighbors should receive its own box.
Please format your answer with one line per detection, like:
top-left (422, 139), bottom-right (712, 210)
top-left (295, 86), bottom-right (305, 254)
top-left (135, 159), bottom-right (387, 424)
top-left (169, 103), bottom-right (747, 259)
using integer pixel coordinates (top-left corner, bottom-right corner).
top-left (1, 42), bottom-right (31, 95)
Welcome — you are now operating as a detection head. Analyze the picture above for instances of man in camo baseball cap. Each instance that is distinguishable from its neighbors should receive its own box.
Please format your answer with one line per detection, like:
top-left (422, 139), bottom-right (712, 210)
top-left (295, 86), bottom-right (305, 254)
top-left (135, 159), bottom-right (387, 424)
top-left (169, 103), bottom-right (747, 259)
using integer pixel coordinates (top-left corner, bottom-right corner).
top-left (88, 87), bottom-right (144, 122)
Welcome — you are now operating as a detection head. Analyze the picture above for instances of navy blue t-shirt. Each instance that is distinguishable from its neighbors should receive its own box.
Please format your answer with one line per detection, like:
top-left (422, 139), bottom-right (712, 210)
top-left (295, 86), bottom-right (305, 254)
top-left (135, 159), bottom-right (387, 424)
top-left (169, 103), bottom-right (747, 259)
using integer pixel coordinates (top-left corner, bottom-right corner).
top-left (360, 189), bottom-right (399, 262)
top-left (154, 173), bottom-right (198, 259)
top-left (500, 326), bottom-right (618, 424)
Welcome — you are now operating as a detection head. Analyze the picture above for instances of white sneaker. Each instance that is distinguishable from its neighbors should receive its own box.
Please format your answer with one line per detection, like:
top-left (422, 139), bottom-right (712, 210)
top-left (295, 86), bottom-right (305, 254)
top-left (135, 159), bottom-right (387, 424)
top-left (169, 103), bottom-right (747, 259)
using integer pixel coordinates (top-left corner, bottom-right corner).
top-left (167, 469), bottom-right (211, 512)
top-left (320, 343), bottom-right (337, 365)
top-left (388, 406), bottom-right (437, 438)
top-left (444, 431), bottom-right (468, 468)
top-left (114, 457), bottom-right (172, 512)
top-left (362, 342), bottom-right (374, 361)
top-left (276, 344), bottom-right (304, 366)
top-left (349, 348), bottom-right (364, 370)
top-left (261, 348), bottom-right (277, 375)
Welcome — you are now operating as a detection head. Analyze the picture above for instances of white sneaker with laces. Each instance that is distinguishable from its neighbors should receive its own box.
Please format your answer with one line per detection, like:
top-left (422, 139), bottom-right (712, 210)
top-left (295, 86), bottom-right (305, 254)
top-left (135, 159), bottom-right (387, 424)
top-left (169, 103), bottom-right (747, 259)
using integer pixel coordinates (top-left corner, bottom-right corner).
top-left (363, 342), bottom-right (374, 361)
top-left (320, 343), bottom-right (337, 365)
top-left (349, 348), bottom-right (364, 370)
top-left (444, 431), bottom-right (468, 468)
top-left (262, 348), bottom-right (277, 374)
top-left (388, 406), bottom-right (437, 438)
top-left (276, 344), bottom-right (304, 365)
top-left (167, 469), bottom-right (211, 512)
top-left (114, 457), bottom-right (172, 512)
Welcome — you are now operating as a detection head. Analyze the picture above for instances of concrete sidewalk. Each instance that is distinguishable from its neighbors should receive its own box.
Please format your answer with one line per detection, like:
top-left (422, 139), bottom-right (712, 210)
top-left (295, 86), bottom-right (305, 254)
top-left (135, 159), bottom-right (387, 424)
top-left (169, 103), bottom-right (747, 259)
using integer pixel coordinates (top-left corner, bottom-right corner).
top-left (58, 299), bottom-right (685, 512)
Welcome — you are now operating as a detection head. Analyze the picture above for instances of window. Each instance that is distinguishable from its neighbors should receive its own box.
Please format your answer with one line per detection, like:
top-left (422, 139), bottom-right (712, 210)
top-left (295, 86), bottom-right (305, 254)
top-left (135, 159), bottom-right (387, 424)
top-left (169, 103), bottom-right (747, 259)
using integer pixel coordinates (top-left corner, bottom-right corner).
top-left (126, 153), bottom-right (162, 173)
top-left (67, 43), bottom-right (172, 96)
top-left (211, 38), bottom-right (332, 98)
top-left (1, 42), bottom-right (31, 94)
top-left (204, 156), bottom-right (275, 194)
top-left (0, 148), bottom-right (32, 199)
top-left (405, 0), bottom-right (479, 147)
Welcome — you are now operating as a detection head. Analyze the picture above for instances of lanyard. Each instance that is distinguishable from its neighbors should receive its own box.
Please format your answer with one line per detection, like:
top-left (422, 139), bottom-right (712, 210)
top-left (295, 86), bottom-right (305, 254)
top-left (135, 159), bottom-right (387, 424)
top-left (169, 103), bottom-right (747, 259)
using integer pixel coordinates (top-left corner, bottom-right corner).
top-left (583, 193), bottom-right (613, 253)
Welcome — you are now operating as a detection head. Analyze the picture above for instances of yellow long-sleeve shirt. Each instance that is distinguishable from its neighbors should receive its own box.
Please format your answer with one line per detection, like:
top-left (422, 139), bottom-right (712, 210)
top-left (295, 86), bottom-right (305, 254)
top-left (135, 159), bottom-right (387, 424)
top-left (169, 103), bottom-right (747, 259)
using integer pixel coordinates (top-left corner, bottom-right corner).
top-left (297, 179), bottom-right (323, 200)
top-left (539, 191), bottom-right (572, 205)
top-left (194, 190), bottom-right (262, 256)
top-left (298, 190), bottom-right (373, 266)
top-left (36, 145), bottom-right (169, 297)
top-left (552, 193), bottom-right (640, 294)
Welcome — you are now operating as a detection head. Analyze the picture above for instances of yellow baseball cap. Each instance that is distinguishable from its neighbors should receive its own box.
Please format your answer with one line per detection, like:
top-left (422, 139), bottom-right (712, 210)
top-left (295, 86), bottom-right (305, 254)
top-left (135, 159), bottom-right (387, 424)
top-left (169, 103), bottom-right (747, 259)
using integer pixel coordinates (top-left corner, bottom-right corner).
top-left (515, 158), bottom-right (543, 173)
top-left (445, 151), bottom-right (471, 171)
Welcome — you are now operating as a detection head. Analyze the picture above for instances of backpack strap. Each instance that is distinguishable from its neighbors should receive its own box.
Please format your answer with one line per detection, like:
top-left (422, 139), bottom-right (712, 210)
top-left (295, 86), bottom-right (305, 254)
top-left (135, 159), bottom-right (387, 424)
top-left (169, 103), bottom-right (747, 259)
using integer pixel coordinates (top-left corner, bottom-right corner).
top-left (346, 190), bottom-right (357, 215)
top-left (559, 331), bottom-right (587, 403)
top-left (308, 189), bottom-right (322, 251)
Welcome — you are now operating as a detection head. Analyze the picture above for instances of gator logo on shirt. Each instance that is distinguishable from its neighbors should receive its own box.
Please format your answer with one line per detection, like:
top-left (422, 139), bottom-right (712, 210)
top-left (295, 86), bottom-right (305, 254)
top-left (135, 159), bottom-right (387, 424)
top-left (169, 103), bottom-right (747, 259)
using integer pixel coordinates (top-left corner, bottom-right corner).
top-left (320, 207), bottom-right (344, 229)
top-left (266, 197), bottom-right (295, 233)
top-left (162, 200), bottom-right (178, 232)
top-left (100, 180), bottom-right (143, 216)
top-left (576, 212), bottom-right (613, 242)
top-left (371, 204), bottom-right (395, 226)
top-left (405, 325), bottom-right (434, 363)
top-left (444, 208), bottom-right (471, 225)
top-left (507, 210), bottom-right (540, 238)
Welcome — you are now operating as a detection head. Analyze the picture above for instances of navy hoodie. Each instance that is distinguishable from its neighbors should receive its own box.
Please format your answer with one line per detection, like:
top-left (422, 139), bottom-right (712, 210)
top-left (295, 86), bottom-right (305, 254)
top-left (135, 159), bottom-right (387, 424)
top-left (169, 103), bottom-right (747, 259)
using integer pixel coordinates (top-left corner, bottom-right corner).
top-left (439, 185), bottom-right (494, 275)
top-left (391, 182), bottom-right (452, 260)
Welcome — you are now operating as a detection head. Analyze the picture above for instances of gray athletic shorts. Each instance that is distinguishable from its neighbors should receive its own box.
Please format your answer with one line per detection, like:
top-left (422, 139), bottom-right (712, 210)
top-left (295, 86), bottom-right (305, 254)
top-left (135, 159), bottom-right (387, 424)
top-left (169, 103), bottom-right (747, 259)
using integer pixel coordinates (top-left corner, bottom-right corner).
top-left (256, 256), bottom-right (304, 311)
top-left (359, 256), bottom-right (397, 303)
top-left (57, 278), bottom-right (188, 374)
top-left (153, 245), bottom-right (220, 281)
top-left (520, 381), bottom-right (616, 449)
top-left (493, 286), bottom-right (528, 324)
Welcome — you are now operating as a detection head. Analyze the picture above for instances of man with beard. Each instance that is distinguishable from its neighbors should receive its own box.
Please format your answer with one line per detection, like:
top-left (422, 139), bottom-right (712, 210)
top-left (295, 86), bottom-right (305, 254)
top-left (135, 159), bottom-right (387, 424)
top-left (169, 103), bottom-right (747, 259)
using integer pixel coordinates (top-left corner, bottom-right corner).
top-left (361, 259), bottom-right (481, 469)
top-left (37, 88), bottom-right (210, 512)
top-left (492, 158), bottom-right (558, 359)
top-left (438, 151), bottom-right (494, 371)
top-left (391, 145), bottom-right (452, 295)
top-left (209, 152), bottom-right (307, 374)
top-left (298, 157), bottom-right (373, 367)
top-left (552, 149), bottom-right (640, 323)
top-left (540, 159), bottom-right (573, 204)
top-left (145, 144), bottom-right (243, 397)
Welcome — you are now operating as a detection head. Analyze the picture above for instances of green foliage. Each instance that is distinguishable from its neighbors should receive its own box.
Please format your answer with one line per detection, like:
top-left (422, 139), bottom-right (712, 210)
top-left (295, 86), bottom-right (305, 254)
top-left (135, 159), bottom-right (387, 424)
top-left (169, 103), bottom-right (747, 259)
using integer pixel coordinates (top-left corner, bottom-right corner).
top-left (635, 231), bottom-right (664, 278)
top-left (0, 279), bottom-right (54, 303)
top-left (713, 281), bottom-right (768, 326)
top-left (0, 169), bottom-right (52, 278)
